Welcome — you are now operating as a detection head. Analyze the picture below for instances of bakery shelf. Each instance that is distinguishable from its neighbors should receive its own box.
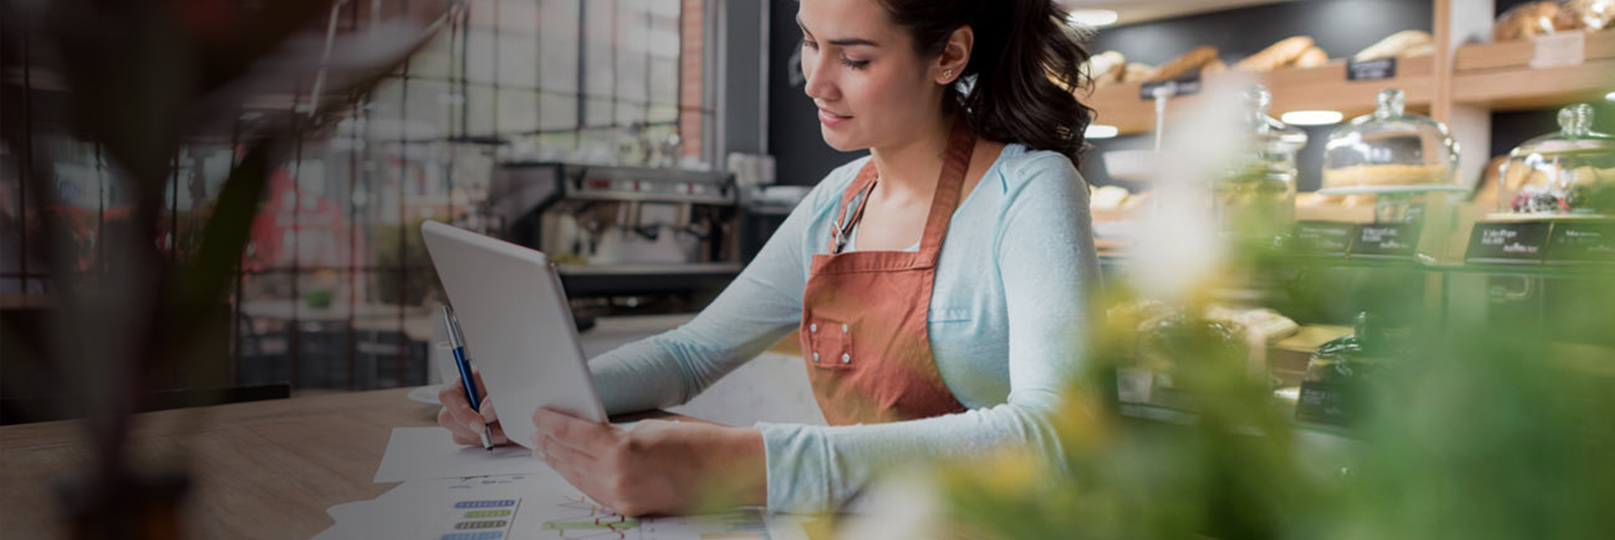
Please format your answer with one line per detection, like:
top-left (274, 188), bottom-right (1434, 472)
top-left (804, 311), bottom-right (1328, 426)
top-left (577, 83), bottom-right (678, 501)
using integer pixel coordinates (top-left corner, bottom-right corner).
top-left (1451, 58), bottom-right (1615, 111)
top-left (1453, 31), bottom-right (1615, 72)
top-left (1085, 56), bottom-right (1434, 136)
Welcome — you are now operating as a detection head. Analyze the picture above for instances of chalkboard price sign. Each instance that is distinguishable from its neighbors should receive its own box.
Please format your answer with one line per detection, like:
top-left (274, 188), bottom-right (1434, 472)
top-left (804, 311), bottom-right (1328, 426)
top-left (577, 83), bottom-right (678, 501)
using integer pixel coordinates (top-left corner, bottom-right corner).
top-left (1292, 221), bottom-right (1356, 256)
top-left (1295, 380), bottom-right (1357, 427)
top-left (1546, 220), bottom-right (1615, 264)
top-left (1349, 222), bottom-right (1422, 260)
top-left (1346, 57), bottom-right (1396, 81)
top-left (1465, 221), bottom-right (1552, 264)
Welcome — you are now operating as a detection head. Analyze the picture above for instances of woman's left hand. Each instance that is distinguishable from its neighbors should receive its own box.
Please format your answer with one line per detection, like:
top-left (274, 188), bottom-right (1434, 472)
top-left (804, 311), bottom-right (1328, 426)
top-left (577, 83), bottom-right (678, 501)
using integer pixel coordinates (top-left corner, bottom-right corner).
top-left (530, 408), bottom-right (768, 516)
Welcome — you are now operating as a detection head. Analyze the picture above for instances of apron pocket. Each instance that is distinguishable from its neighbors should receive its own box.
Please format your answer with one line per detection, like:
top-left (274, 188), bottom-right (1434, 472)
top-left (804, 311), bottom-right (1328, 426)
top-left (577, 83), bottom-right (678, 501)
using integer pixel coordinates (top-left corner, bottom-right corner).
top-left (805, 318), bottom-right (855, 370)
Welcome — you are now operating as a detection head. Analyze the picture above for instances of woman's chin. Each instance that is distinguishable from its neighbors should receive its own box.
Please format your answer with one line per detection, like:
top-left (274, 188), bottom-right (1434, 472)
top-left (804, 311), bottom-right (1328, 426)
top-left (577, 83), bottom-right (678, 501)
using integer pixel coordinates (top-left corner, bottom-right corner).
top-left (819, 129), bottom-right (865, 152)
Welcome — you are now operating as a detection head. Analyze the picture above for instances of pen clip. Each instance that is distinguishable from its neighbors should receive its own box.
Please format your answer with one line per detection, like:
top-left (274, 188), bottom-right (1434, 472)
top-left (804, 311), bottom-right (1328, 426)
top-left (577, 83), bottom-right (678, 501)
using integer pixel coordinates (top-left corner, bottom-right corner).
top-left (442, 305), bottom-right (467, 349)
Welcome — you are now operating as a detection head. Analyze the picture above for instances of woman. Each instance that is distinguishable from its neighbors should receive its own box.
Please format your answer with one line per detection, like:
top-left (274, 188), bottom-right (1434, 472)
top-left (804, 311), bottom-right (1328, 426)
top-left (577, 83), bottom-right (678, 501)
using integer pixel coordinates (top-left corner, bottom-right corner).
top-left (439, 0), bottom-right (1099, 515)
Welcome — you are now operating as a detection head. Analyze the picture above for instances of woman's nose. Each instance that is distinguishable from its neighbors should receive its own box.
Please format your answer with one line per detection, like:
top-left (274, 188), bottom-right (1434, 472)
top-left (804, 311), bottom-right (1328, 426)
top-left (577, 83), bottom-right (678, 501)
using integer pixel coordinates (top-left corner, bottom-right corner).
top-left (803, 53), bottom-right (838, 102)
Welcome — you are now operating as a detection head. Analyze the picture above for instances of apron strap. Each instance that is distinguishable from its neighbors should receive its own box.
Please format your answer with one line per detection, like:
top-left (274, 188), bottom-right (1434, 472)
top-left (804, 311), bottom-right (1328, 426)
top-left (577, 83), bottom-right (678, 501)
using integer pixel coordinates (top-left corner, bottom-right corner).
top-left (918, 121), bottom-right (976, 256)
top-left (829, 162), bottom-right (879, 254)
top-left (826, 120), bottom-right (976, 257)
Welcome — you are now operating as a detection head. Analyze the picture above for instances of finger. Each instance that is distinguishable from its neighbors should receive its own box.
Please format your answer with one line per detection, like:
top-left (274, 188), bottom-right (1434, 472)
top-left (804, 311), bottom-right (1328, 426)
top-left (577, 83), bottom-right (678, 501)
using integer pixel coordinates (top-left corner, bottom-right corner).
top-left (480, 397), bottom-right (500, 424)
top-left (536, 431), bottom-right (601, 469)
top-left (438, 406), bottom-right (480, 445)
top-left (534, 436), bottom-right (610, 505)
top-left (532, 408), bottom-right (620, 455)
top-left (440, 378), bottom-right (485, 432)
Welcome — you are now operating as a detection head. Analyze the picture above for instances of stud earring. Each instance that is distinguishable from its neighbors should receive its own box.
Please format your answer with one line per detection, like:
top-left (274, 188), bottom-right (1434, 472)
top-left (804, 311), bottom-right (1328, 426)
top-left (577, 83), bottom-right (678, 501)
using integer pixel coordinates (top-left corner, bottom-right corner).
top-left (943, 69), bottom-right (954, 81)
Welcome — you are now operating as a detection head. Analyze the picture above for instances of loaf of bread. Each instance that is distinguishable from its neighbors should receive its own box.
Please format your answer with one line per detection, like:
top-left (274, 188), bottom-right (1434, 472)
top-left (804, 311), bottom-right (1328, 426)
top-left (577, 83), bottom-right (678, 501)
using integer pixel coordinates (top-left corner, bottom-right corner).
top-left (1322, 164), bottom-right (1449, 188)
top-left (1353, 30), bottom-right (1433, 61)
top-left (1495, 2), bottom-right (1561, 41)
top-left (1233, 36), bottom-right (1315, 72)
top-left (1123, 62), bottom-right (1158, 83)
top-left (1559, 0), bottom-right (1615, 31)
top-left (1294, 46), bottom-right (1329, 68)
top-left (1146, 46), bottom-right (1219, 82)
top-left (1201, 58), bottom-right (1228, 77)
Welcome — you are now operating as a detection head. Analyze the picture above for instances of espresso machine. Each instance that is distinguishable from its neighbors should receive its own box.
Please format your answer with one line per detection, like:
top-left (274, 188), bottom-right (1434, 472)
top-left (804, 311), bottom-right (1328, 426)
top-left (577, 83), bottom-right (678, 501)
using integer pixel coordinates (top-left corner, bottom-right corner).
top-left (486, 162), bottom-right (742, 315)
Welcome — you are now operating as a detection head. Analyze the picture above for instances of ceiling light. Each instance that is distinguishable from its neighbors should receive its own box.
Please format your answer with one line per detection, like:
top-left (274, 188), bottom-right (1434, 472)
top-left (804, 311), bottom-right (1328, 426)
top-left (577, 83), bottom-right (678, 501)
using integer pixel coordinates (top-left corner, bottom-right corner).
top-left (1067, 9), bottom-right (1119, 27)
top-left (1280, 110), bottom-right (1345, 126)
top-left (1605, 91), bottom-right (1615, 101)
top-left (1086, 124), bottom-right (1120, 139)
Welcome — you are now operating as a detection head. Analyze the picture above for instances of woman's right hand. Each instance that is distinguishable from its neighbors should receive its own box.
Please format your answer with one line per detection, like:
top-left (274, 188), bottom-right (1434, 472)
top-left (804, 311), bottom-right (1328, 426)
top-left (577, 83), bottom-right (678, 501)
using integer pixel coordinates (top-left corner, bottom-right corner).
top-left (436, 367), bottom-right (509, 446)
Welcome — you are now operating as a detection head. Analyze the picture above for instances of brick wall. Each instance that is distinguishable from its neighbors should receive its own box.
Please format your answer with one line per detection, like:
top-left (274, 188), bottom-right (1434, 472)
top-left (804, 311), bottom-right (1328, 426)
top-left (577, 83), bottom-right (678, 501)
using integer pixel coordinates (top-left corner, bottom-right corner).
top-left (680, 0), bottom-right (704, 159)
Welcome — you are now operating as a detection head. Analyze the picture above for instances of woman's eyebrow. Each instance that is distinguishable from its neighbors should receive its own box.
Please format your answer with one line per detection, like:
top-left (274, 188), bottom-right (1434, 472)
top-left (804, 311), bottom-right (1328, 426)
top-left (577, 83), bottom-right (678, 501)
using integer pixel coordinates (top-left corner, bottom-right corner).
top-left (796, 16), bottom-right (880, 47)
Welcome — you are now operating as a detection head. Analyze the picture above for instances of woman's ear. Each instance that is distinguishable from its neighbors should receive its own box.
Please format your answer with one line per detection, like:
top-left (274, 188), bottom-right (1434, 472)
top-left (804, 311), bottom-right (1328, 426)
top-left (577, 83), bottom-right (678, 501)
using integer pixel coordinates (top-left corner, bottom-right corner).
top-left (935, 25), bottom-right (973, 85)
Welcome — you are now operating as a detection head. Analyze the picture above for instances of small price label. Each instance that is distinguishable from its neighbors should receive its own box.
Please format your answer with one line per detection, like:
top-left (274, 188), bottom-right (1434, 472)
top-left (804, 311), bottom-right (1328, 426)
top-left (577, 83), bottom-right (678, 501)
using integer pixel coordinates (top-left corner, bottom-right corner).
top-left (1346, 57), bottom-right (1397, 81)
top-left (1292, 221), bottom-right (1356, 256)
top-left (1466, 221), bottom-right (1552, 264)
top-left (1349, 222), bottom-right (1422, 259)
top-left (1295, 380), bottom-right (1358, 427)
top-left (1546, 221), bottom-right (1615, 264)
top-left (1531, 32), bottom-right (1586, 69)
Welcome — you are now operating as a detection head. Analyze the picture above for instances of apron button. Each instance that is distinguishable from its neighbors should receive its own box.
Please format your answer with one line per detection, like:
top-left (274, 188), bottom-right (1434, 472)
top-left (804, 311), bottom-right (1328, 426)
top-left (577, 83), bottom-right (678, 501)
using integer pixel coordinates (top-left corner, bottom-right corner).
top-left (841, 323), bottom-right (849, 333)
top-left (812, 352), bottom-right (820, 362)
top-left (841, 353), bottom-right (850, 364)
top-left (810, 323), bottom-right (818, 333)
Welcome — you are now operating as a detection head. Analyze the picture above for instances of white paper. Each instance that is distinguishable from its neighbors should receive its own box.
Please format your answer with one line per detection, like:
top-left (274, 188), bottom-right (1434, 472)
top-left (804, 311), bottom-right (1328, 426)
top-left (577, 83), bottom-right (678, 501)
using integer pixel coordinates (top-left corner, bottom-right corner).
top-left (316, 473), bottom-right (782, 540)
top-left (374, 427), bottom-right (551, 483)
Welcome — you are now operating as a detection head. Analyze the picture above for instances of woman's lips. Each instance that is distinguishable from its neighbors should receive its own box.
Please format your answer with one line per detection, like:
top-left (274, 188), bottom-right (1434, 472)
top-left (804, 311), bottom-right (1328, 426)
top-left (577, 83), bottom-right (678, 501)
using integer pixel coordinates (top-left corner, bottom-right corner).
top-left (818, 108), bottom-right (850, 127)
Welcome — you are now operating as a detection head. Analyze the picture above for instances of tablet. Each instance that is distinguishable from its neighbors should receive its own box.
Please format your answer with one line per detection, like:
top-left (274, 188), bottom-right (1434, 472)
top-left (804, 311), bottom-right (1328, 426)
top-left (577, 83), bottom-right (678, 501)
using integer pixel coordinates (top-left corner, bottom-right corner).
top-left (421, 220), bottom-right (608, 450)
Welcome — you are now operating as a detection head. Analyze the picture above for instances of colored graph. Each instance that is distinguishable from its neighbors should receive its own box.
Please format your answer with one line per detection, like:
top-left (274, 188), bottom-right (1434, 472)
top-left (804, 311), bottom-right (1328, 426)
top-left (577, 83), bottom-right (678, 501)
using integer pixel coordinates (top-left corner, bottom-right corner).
top-left (540, 496), bottom-right (642, 539)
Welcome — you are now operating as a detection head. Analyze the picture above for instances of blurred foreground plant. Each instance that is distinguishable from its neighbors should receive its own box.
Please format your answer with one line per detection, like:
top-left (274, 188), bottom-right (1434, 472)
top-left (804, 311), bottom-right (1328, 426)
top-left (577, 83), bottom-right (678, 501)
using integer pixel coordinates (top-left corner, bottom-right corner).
top-left (937, 260), bottom-right (1615, 540)
top-left (0, 0), bottom-right (456, 537)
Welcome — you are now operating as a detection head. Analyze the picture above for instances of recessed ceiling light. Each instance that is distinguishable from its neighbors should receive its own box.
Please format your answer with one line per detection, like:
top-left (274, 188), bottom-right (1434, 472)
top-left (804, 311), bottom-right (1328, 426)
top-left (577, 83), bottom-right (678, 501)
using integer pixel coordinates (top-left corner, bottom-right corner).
top-left (1280, 110), bottom-right (1345, 126)
top-left (1086, 124), bottom-right (1120, 139)
top-left (1067, 9), bottom-right (1119, 27)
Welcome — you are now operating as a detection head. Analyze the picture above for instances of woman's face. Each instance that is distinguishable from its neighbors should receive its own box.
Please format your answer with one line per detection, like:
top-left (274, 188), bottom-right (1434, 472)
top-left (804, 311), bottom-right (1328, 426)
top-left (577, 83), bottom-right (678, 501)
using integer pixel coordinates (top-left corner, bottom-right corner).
top-left (797, 0), bottom-right (943, 152)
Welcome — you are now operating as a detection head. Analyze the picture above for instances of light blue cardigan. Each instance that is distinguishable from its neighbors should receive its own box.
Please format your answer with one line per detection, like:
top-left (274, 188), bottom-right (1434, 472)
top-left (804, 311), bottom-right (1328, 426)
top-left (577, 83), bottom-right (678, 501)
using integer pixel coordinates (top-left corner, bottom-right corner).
top-left (588, 144), bottom-right (1100, 512)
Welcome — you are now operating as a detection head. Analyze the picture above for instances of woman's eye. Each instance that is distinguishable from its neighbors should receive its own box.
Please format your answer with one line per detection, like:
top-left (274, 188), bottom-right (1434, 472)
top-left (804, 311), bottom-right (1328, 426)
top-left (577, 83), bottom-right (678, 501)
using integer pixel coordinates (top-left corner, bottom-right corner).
top-left (840, 58), bottom-right (869, 69)
top-left (801, 38), bottom-right (817, 49)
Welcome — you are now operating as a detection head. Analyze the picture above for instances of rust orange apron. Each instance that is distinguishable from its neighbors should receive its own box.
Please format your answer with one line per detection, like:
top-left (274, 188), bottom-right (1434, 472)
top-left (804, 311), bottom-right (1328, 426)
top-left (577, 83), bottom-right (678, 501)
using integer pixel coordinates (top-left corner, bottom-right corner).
top-left (798, 121), bottom-right (975, 425)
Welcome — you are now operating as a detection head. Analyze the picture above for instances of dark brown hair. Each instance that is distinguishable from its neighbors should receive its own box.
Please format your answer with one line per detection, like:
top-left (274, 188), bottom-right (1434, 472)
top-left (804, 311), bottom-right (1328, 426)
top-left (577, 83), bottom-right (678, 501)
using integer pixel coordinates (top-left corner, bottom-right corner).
top-left (876, 0), bottom-right (1095, 165)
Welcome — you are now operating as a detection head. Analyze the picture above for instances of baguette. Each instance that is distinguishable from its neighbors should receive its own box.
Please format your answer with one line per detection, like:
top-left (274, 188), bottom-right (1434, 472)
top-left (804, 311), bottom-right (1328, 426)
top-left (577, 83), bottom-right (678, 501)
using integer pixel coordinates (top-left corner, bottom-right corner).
top-left (1146, 46), bottom-right (1219, 82)
top-left (1233, 36), bottom-right (1314, 72)
top-left (1123, 62), bottom-right (1158, 83)
top-left (1201, 58), bottom-right (1228, 77)
top-left (1352, 30), bottom-right (1433, 61)
top-left (1294, 46), bottom-right (1329, 68)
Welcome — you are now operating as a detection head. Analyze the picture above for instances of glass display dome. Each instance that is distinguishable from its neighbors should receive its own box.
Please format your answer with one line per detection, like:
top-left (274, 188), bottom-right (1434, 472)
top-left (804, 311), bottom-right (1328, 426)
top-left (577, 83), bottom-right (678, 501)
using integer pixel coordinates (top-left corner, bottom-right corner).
top-left (1214, 85), bottom-right (1307, 234)
top-left (1498, 103), bottom-right (1615, 216)
top-left (1321, 89), bottom-right (1461, 192)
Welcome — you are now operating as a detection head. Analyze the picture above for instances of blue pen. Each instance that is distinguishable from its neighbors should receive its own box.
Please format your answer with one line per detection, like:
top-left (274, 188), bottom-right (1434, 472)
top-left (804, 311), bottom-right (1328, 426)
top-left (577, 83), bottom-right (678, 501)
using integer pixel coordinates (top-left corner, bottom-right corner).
top-left (443, 305), bottom-right (493, 451)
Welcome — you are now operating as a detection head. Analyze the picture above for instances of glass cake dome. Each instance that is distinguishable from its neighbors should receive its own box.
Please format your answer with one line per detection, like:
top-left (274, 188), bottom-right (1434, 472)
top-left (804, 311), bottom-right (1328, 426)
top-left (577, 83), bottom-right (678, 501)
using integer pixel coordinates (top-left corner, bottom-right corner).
top-left (1498, 103), bottom-right (1615, 216)
top-left (1321, 89), bottom-right (1461, 192)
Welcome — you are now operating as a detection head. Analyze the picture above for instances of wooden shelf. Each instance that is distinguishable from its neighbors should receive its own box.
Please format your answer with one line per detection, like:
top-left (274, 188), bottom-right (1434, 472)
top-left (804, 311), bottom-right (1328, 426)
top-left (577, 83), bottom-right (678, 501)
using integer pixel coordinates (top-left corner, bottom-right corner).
top-left (1084, 56), bottom-right (1435, 136)
top-left (1087, 31), bottom-right (1615, 137)
top-left (1451, 33), bottom-right (1615, 111)
top-left (1454, 31), bottom-right (1615, 71)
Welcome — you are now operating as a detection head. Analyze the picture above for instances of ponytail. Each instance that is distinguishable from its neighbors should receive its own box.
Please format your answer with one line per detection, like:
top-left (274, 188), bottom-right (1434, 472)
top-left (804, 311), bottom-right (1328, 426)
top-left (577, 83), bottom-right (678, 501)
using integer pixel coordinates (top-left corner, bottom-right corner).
top-left (878, 0), bottom-right (1095, 164)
